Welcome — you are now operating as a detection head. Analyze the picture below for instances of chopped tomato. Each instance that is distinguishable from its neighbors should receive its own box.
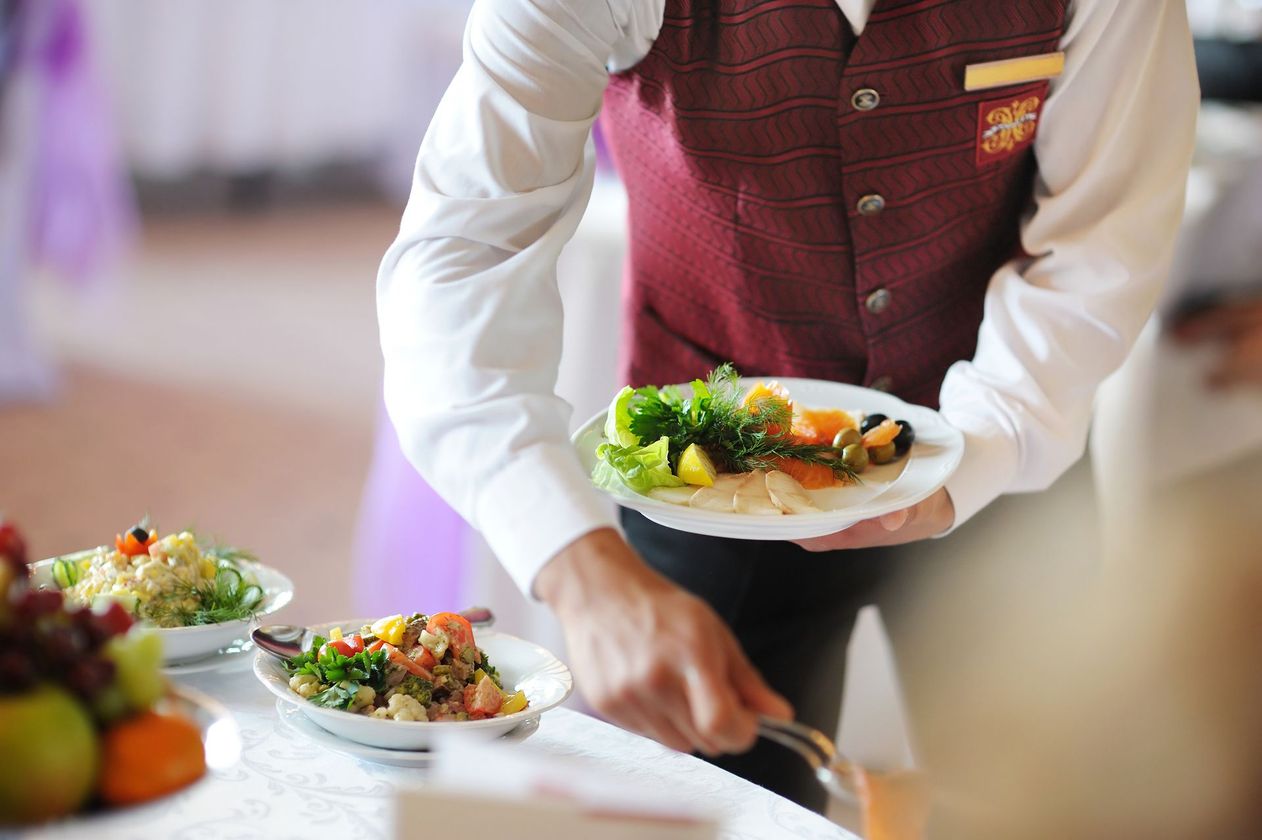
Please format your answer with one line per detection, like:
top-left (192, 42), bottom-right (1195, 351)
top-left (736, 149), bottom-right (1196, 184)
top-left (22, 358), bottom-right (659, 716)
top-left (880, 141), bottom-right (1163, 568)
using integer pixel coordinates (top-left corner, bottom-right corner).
top-left (463, 678), bottom-right (503, 720)
top-left (426, 612), bottom-right (475, 658)
top-left (319, 633), bottom-right (364, 659)
top-left (382, 643), bottom-right (433, 680)
top-left (414, 647), bottom-right (437, 671)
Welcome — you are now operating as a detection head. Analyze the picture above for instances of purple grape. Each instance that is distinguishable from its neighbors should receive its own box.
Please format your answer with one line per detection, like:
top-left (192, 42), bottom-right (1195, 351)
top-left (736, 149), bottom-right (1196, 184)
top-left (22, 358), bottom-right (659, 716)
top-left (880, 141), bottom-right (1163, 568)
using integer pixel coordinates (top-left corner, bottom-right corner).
top-left (91, 601), bottom-right (134, 638)
top-left (11, 588), bottom-right (63, 619)
top-left (38, 624), bottom-right (88, 665)
top-left (63, 657), bottom-right (115, 700)
top-left (0, 650), bottom-right (36, 693)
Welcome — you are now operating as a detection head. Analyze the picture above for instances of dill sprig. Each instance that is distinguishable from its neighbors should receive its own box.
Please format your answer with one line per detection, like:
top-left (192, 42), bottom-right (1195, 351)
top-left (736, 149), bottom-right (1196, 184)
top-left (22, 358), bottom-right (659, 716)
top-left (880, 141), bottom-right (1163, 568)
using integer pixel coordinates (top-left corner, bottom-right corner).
top-left (143, 563), bottom-right (264, 627)
top-left (626, 364), bottom-right (857, 482)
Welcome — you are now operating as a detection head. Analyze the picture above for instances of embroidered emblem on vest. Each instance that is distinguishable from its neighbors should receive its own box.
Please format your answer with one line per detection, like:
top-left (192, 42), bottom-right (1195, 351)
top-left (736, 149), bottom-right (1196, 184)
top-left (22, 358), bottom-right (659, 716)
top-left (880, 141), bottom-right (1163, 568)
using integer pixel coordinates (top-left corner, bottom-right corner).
top-left (976, 88), bottom-right (1046, 166)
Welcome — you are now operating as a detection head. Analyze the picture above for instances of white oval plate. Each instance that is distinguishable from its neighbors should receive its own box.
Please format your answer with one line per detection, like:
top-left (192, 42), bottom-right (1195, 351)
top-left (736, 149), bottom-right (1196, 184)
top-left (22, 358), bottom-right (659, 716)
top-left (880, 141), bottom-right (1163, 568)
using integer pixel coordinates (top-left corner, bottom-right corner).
top-left (573, 378), bottom-right (964, 540)
top-left (275, 700), bottom-right (540, 767)
top-left (30, 557), bottom-right (294, 665)
top-left (254, 622), bottom-right (572, 750)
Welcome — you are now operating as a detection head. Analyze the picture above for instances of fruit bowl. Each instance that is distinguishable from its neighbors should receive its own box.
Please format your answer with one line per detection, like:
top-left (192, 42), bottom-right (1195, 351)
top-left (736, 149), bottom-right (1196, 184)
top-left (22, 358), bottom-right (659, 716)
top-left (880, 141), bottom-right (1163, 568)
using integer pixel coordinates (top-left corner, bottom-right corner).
top-left (0, 685), bottom-right (239, 828)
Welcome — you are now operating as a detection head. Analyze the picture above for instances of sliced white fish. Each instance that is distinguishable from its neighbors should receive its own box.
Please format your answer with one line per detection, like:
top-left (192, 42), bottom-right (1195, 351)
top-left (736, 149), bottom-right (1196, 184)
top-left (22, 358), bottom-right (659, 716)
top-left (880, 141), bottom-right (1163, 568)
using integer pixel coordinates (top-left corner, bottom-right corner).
top-left (733, 471), bottom-right (782, 516)
top-left (765, 470), bottom-right (821, 515)
top-left (687, 474), bottom-right (744, 513)
top-left (648, 485), bottom-right (700, 506)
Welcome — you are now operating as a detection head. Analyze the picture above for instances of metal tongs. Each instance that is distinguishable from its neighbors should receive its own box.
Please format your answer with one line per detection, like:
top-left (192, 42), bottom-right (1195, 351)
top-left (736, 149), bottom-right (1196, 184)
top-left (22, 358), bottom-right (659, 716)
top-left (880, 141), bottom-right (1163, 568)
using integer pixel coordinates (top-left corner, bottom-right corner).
top-left (757, 715), bottom-right (859, 802)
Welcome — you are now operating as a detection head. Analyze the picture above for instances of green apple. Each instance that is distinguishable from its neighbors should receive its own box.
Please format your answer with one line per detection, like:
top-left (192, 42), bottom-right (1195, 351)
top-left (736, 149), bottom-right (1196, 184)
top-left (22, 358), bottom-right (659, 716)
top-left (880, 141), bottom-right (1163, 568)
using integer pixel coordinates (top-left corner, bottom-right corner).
top-left (103, 628), bottom-right (165, 713)
top-left (0, 685), bottom-right (99, 824)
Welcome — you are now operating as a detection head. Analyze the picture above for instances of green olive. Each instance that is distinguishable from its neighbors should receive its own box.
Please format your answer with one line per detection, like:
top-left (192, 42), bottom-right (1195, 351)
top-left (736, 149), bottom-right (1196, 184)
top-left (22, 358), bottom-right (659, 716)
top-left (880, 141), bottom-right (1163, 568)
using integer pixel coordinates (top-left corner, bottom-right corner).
top-left (869, 442), bottom-right (897, 465)
top-left (840, 444), bottom-right (869, 472)
top-left (832, 428), bottom-right (862, 449)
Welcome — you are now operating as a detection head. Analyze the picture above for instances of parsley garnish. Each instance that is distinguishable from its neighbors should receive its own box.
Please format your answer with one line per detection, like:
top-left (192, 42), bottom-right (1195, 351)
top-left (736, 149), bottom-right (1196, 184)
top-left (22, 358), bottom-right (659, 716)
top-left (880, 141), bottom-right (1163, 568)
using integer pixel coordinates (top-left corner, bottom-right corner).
top-left (626, 364), bottom-right (857, 481)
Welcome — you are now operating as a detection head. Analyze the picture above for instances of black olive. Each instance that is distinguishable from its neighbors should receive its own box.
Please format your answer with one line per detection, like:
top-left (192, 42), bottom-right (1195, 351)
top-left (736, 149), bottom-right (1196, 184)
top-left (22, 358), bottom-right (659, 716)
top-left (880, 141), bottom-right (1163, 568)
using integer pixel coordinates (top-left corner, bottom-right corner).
top-left (894, 420), bottom-right (915, 454)
top-left (128, 525), bottom-right (150, 542)
top-left (860, 413), bottom-right (888, 434)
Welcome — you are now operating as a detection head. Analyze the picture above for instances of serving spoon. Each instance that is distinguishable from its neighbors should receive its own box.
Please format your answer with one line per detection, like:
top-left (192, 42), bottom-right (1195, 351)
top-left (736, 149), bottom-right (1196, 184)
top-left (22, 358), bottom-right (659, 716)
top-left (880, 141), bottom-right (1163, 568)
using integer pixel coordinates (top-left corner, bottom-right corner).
top-left (252, 606), bottom-right (495, 661)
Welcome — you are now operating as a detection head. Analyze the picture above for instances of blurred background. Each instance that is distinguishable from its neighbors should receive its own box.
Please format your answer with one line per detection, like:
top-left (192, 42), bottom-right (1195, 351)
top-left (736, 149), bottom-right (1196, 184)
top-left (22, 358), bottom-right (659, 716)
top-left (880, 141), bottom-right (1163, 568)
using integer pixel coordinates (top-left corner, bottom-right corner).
top-left (2, 0), bottom-right (1261, 833)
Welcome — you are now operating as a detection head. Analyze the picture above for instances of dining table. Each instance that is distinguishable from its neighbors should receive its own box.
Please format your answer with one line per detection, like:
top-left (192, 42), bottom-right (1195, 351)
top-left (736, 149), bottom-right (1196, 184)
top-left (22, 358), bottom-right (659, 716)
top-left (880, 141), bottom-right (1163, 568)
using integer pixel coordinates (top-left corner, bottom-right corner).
top-left (17, 657), bottom-right (856, 840)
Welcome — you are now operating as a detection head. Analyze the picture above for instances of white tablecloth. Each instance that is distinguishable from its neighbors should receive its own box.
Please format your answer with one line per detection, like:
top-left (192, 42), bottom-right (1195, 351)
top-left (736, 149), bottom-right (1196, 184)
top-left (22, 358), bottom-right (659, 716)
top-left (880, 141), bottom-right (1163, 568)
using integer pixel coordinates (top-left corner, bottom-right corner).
top-left (20, 661), bottom-right (853, 840)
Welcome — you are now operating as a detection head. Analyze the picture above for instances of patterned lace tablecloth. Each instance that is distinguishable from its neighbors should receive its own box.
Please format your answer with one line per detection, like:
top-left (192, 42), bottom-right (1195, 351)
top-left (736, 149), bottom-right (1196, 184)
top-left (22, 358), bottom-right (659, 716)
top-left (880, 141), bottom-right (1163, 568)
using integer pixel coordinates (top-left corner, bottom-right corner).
top-left (20, 660), bottom-right (854, 840)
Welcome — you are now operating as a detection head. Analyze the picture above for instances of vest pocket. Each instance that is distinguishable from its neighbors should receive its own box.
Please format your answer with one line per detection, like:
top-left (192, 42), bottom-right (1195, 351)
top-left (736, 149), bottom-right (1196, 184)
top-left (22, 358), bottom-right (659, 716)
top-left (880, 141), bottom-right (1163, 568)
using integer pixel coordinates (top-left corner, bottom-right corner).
top-left (628, 303), bottom-right (726, 386)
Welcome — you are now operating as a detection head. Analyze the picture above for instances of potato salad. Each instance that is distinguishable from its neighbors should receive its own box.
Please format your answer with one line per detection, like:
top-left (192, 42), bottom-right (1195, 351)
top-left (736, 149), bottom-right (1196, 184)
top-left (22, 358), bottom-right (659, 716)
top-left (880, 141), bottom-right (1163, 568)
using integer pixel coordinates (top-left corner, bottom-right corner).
top-left (52, 523), bottom-right (263, 628)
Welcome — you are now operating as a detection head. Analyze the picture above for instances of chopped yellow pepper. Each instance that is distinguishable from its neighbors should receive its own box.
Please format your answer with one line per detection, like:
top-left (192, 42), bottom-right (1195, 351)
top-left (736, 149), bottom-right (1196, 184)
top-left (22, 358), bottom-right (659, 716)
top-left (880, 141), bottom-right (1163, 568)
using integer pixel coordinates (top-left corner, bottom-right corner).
top-left (329, 626), bottom-right (343, 641)
top-left (500, 690), bottom-right (528, 715)
top-left (370, 614), bottom-right (406, 647)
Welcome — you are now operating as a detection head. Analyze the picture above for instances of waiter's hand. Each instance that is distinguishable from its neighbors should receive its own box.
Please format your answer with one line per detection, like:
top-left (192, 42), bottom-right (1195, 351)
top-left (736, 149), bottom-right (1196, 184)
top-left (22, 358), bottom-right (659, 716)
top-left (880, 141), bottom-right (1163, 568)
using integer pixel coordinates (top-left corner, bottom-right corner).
top-left (536, 527), bottom-right (793, 755)
top-left (794, 487), bottom-right (955, 552)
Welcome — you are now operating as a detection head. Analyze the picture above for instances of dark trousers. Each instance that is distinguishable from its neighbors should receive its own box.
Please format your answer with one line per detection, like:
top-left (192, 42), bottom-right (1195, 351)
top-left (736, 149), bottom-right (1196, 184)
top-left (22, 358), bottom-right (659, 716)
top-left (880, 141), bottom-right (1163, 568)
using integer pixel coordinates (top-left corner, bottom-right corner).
top-left (621, 460), bottom-right (1099, 816)
top-left (621, 508), bottom-right (900, 813)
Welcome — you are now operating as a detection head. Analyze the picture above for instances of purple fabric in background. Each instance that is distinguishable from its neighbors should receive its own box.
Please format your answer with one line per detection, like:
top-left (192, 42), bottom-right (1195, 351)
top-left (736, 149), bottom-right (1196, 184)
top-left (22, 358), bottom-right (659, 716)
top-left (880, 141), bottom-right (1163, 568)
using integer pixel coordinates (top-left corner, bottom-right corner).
top-left (25, 0), bottom-right (135, 284)
top-left (592, 118), bottom-right (613, 174)
top-left (352, 402), bottom-right (470, 616)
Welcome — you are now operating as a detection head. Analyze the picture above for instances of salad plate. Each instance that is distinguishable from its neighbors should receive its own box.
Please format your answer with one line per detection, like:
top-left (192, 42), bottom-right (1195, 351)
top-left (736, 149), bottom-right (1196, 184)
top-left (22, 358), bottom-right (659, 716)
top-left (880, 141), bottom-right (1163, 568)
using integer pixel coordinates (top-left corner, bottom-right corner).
top-left (573, 377), bottom-right (964, 541)
top-left (30, 556), bottom-right (294, 665)
top-left (255, 621), bottom-right (572, 750)
top-left (275, 700), bottom-right (540, 767)
top-left (161, 638), bottom-right (256, 676)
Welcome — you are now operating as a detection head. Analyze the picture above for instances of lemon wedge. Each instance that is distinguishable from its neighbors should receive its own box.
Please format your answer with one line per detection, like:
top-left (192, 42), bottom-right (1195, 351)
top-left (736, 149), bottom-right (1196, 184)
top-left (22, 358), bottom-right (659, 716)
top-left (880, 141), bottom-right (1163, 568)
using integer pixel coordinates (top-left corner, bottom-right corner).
top-left (677, 443), bottom-right (717, 487)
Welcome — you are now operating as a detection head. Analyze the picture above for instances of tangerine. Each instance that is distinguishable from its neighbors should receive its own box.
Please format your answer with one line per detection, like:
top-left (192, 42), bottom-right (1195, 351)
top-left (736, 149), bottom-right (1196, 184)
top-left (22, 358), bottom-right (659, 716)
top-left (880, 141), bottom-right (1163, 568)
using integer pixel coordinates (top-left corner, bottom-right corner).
top-left (862, 418), bottom-right (901, 449)
top-left (792, 408), bottom-right (858, 445)
top-left (743, 381), bottom-right (793, 436)
top-left (97, 710), bottom-right (205, 806)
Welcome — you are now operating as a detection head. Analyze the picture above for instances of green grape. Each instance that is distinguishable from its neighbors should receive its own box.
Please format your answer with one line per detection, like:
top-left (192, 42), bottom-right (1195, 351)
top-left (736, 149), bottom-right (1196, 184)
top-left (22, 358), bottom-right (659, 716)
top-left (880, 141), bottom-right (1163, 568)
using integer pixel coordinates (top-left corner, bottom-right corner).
top-left (102, 628), bottom-right (165, 712)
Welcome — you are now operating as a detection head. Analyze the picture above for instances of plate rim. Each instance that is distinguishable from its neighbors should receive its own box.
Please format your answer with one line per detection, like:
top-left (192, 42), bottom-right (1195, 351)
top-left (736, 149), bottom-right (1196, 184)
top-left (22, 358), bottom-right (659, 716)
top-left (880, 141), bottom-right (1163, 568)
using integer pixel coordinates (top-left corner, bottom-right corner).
top-left (275, 698), bottom-right (541, 761)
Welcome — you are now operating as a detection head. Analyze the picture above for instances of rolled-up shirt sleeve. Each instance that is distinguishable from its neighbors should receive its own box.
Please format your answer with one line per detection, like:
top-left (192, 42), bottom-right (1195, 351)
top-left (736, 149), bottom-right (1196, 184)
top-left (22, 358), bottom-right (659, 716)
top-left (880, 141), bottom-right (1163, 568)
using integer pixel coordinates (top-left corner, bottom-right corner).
top-left (378, 0), bottom-right (656, 596)
top-left (940, 0), bottom-right (1199, 528)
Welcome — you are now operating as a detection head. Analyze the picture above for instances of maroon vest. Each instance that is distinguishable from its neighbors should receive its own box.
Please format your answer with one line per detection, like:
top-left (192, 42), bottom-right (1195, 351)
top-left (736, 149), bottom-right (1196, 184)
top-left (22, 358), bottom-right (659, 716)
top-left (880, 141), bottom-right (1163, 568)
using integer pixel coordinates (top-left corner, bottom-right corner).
top-left (602, 0), bottom-right (1070, 408)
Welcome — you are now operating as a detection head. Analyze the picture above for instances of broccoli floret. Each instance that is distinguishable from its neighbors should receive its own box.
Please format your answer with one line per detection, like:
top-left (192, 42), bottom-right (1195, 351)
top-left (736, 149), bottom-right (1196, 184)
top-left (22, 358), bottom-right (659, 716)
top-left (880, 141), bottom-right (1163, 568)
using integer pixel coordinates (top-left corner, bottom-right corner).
top-left (396, 675), bottom-right (434, 706)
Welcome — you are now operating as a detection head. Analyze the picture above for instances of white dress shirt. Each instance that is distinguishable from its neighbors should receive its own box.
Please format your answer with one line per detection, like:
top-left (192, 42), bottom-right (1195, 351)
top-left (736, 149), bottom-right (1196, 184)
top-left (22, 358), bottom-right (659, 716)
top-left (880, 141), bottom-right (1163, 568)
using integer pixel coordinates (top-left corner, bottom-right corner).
top-left (378, 0), bottom-right (1199, 596)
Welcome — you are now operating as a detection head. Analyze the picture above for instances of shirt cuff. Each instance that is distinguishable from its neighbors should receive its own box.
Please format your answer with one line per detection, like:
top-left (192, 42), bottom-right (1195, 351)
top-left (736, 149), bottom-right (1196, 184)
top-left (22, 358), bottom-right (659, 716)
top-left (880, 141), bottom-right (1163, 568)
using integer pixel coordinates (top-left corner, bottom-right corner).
top-left (936, 406), bottom-right (1021, 535)
top-left (473, 442), bottom-right (618, 600)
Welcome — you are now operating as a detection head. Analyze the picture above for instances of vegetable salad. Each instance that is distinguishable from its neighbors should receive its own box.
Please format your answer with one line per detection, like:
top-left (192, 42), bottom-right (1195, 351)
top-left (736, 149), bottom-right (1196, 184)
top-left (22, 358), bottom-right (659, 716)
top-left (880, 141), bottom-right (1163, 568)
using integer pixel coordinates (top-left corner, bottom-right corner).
top-left (284, 612), bottom-right (528, 722)
top-left (52, 523), bottom-right (264, 628)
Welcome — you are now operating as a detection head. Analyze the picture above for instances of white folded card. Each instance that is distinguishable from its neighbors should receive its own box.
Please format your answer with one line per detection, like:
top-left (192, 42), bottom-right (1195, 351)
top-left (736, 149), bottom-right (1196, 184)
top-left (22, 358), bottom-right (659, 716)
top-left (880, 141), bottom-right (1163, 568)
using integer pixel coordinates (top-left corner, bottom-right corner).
top-left (396, 790), bottom-right (718, 840)
top-left (395, 736), bottom-right (718, 840)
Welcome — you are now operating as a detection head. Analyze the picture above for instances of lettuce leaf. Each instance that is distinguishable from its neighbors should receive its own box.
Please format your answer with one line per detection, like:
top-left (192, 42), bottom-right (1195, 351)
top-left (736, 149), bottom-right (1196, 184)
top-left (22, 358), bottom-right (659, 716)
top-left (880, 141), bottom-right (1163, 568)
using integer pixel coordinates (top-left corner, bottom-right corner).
top-left (603, 386), bottom-right (641, 448)
top-left (591, 436), bottom-right (685, 494)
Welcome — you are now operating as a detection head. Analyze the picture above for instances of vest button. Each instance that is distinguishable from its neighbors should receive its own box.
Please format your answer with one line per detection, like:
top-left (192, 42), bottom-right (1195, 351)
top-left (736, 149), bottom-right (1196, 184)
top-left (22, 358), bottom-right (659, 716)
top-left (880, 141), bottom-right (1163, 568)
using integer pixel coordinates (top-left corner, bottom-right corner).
top-left (865, 288), bottom-right (891, 315)
top-left (856, 194), bottom-right (886, 216)
top-left (851, 88), bottom-right (880, 111)
top-left (870, 375), bottom-right (894, 393)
